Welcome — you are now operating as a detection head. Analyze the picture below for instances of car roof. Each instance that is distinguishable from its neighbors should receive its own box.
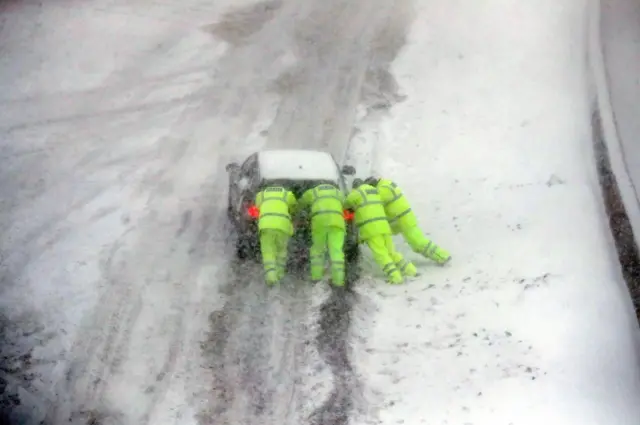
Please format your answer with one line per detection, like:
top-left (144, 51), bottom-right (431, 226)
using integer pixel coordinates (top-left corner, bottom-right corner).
top-left (257, 149), bottom-right (340, 181)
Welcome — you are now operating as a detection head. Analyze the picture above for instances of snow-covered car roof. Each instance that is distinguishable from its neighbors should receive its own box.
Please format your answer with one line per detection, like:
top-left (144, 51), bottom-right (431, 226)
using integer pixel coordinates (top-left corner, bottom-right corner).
top-left (258, 149), bottom-right (341, 182)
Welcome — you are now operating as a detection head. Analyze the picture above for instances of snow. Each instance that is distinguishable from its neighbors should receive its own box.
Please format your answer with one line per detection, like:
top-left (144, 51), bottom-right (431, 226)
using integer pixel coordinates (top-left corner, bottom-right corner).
top-left (347, 0), bottom-right (640, 424)
top-left (0, 0), bottom-right (372, 423)
top-left (258, 149), bottom-right (342, 182)
top-left (1, 0), bottom-right (640, 424)
top-left (0, 1), bottom-right (247, 423)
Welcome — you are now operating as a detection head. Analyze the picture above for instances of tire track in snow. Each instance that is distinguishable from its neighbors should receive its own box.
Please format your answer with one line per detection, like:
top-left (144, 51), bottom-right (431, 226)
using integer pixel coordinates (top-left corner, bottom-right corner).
top-left (42, 154), bottom-right (236, 425)
top-left (29, 0), bottom-right (415, 423)
top-left (39, 100), bottom-right (224, 425)
top-left (195, 1), bottom-right (413, 423)
top-left (36, 29), bottom-right (247, 420)
top-left (308, 4), bottom-right (412, 423)
top-left (201, 260), bottom-right (330, 424)
top-left (310, 286), bottom-right (357, 425)
top-left (0, 10), bottom-right (229, 423)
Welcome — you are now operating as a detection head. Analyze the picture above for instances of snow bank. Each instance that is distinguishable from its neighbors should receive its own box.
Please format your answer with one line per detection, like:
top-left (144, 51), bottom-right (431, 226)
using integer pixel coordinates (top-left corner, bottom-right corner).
top-left (348, 0), bottom-right (640, 424)
top-left (590, 0), bottom-right (640, 249)
top-left (589, 0), bottom-right (640, 310)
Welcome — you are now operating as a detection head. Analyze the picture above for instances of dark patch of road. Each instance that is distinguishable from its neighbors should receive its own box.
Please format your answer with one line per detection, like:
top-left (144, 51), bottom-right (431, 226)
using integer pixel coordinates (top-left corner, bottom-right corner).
top-left (198, 259), bottom-right (273, 424)
top-left (592, 107), bottom-right (640, 322)
top-left (309, 286), bottom-right (357, 425)
top-left (0, 313), bottom-right (49, 425)
top-left (200, 258), bottom-right (361, 425)
top-left (308, 246), bottom-right (361, 425)
top-left (198, 0), bottom-right (414, 421)
top-left (199, 256), bottom-right (307, 424)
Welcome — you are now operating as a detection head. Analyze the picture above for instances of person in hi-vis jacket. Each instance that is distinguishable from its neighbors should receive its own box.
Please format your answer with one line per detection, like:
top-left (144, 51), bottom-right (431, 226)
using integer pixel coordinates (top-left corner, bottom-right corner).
top-left (344, 179), bottom-right (416, 284)
top-left (255, 186), bottom-right (298, 285)
top-left (364, 176), bottom-right (451, 265)
top-left (298, 183), bottom-right (347, 286)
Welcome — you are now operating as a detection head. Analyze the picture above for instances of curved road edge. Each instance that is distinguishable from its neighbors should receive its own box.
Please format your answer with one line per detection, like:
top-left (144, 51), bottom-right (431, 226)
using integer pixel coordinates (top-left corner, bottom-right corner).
top-left (588, 0), bottom-right (640, 321)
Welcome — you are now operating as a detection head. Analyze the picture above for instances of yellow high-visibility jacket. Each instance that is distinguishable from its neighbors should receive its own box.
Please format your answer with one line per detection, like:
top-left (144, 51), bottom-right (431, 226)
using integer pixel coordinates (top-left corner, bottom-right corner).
top-left (376, 179), bottom-right (418, 233)
top-left (344, 184), bottom-right (391, 241)
top-left (255, 186), bottom-right (298, 236)
top-left (299, 184), bottom-right (346, 230)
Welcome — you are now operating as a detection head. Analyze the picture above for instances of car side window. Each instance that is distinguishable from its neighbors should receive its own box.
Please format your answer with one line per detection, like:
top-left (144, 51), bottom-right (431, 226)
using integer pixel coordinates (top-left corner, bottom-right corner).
top-left (339, 177), bottom-right (347, 193)
top-left (238, 154), bottom-right (260, 204)
top-left (334, 160), bottom-right (347, 192)
top-left (240, 153), bottom-right (257, 177)
top-left (246, 160), bottom-right (259, 188)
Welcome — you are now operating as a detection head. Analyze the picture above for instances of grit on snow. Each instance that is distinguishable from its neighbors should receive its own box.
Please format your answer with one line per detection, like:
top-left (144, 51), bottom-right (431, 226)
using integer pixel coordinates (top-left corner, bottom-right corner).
top-left (0, 0), bottom-right (639, 425)
top-left (347, 1), bottom-right (640, 424)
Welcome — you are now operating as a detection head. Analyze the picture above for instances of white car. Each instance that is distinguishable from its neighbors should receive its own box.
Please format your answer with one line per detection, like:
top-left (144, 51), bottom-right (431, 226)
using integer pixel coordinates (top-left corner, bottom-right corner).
top-left (225, 149), bottom-right (360, 276)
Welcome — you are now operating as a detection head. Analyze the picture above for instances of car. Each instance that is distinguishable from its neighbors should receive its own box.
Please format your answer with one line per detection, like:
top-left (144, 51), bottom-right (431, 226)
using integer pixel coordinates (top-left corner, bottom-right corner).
top-left (225, 149), bottom-right (359, 274)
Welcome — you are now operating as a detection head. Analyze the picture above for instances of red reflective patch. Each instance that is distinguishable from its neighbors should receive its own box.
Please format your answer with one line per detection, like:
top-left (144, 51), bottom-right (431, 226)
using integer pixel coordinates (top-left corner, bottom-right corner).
top-left (247, 205), bottom-right (260, 218)
top-left (343, 210), bottom-right (354, 221)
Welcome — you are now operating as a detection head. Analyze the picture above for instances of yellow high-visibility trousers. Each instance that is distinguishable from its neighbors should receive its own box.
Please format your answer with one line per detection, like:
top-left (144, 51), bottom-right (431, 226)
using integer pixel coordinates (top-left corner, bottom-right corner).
top-left (364, 234), bottom-right (411, 284)
top-left (309, 225), bottom-right (346, 286)
top-left (401, 226), bottom-right (451, 264)
top-left (259, 228), bottom-right (290, 284)
top-left (387, 237), bottom-right (418, 277)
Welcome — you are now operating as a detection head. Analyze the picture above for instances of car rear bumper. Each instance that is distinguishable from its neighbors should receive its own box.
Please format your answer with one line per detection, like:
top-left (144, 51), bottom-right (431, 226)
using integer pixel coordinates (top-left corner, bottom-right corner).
top-left (236, 220), bottom-right (359, 264)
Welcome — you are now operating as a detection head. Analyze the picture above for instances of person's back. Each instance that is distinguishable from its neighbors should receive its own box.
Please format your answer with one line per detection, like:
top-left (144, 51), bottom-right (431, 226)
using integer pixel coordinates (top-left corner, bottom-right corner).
top-left (346, 183), bottom-right (391, 241)
top-left (299, 183), bottom-right (347, 286)
top-left (376, 178), bottom-right (418, 232)
top-left (255, 186), bottom-right (296, 236)
top-left (345, 179), bottom-right (404, 284)
top-left (300, 183), bottom-right (346, 230)
top-left (365, 175), bottom-right (451, 266)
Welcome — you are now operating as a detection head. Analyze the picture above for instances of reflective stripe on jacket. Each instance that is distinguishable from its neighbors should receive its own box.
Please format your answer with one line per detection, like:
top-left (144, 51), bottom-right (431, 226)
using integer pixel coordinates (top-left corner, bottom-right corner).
top-left (377, 178), bottom-right (417, 232)
top-left (255, 186), bottom-right (297, 236)
top-left (299, 184), bottom-right (346, 230)
top-left (344, 184), bottom-right (391, 240)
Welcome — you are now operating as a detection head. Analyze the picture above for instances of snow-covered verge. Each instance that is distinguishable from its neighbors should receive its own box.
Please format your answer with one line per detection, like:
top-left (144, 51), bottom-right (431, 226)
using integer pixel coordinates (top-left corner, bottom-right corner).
top-left (345, 0), bottom-right (640, 424)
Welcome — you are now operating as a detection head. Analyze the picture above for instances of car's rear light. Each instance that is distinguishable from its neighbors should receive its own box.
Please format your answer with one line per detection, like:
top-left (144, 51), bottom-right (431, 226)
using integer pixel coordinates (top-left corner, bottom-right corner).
top-left (343, 210), bottom-right (354, 221)
top-left (247, 205), bottom-right (260, 218)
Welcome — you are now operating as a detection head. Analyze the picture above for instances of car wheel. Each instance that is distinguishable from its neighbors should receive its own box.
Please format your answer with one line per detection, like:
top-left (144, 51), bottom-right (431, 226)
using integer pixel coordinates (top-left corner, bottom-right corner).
top-left (236, 234), bottom-right (250, 259)
top-left (345, 225), bottom-right (360, 263)
top-left (345, 240), bottom-right (360, 263)
top-left (344, 240), bottom-right (360, 286)
top-left (236, 232), bottom-right (259, 261)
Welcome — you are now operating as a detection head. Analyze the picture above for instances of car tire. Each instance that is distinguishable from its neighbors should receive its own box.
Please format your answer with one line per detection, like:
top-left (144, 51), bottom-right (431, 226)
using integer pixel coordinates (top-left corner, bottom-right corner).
top-left (345, 240), bottom-right (360, 263)
top-left (344, 240), bottom-right (360, 286)
top-left (345, 224), bottom-right (360, 263)
top-left (236, 234), bottom-right (250, 259)
top-left (236, 232), bottom-right (258, 261)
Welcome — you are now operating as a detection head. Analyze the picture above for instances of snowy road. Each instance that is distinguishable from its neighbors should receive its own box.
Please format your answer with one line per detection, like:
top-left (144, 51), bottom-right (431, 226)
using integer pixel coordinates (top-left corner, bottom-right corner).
top-left (1, 0), bottom-right (640, 424)
top-left (0, 0), bottom-right (403, 424)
